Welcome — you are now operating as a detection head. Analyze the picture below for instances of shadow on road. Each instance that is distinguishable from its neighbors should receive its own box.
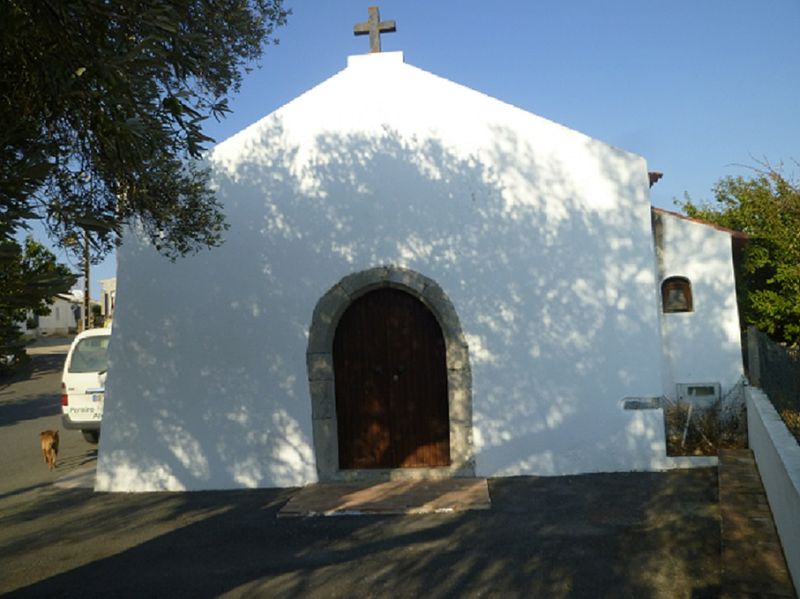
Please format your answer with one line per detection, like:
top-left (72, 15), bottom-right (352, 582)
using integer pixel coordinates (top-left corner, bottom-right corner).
top-left (0, 395), bottom-right (61, 428)
top-left (2, 469), bottom-right (721, 598)
top-left (56, 448), bottom-right (98, 470)
top-left (0, 354), bottom-right (64, 429)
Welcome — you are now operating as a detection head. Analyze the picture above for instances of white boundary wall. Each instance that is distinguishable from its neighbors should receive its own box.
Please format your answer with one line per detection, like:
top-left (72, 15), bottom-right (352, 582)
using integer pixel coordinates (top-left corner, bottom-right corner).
top-left (746, 386), bottom-right (800, 592)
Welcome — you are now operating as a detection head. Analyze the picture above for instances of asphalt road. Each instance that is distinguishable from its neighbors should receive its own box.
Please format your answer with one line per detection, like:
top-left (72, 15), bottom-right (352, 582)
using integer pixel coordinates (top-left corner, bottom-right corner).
top-left (0, 351), bottom-right (723, 598)
top-left (0, 345), bottom-right (98, 497)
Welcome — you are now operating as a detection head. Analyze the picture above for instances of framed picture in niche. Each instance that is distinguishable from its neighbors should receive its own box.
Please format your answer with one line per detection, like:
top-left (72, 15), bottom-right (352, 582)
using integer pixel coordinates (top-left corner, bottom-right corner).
top-left (662, 277), bottom-right (693, 313)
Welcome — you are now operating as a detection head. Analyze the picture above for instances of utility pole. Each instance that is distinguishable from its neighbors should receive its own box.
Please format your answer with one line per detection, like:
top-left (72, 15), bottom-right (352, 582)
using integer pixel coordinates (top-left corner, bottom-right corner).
top-left (83, 228), bottom-right (90, 330)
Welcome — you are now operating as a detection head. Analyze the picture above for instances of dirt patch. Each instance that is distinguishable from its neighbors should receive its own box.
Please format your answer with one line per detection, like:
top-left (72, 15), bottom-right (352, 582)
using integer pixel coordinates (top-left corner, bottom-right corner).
top-left (778, 407), bottom-right (800, 444)
top-left (664, 401), bottom-right (744, 456)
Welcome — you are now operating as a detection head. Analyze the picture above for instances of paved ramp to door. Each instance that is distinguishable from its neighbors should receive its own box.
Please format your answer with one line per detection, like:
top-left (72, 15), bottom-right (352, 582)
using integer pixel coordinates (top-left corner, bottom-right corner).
top-left (278, 478), bottom-right (491, 517)
top-left (718, 449), bottom-right (795, 597)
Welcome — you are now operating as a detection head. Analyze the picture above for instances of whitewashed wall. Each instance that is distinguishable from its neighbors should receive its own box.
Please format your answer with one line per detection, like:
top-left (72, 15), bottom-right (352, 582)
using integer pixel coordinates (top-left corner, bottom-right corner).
top-left (98, 52), bottom-right (691, 491)
top-left (655, 211), bottom-right (744, 398)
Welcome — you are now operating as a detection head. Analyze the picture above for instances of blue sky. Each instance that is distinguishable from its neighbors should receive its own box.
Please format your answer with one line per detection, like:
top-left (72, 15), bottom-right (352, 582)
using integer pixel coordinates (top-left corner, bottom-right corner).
top-left (37, 0), bottom-right (800, 298)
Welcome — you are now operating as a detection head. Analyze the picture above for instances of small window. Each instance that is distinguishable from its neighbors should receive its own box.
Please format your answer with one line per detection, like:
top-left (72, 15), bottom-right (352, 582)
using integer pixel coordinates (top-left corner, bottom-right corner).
top-left (662, 277), bottom-right (693, 313)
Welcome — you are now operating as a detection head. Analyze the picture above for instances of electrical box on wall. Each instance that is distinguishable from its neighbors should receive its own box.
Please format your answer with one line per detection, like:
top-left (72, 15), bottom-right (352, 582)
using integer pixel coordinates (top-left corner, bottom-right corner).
top-left (676, 383), bottom-right (721, 409)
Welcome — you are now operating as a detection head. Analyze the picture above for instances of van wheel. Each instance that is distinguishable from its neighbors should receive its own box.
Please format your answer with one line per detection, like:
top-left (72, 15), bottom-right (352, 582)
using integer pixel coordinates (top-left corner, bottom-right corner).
top-left (82, 430), bottom-right (99, 444)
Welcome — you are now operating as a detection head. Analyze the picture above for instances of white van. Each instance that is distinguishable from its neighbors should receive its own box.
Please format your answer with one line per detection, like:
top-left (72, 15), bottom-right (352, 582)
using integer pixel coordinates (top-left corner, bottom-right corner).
top-left (61, 328), bottom-right (111, 444)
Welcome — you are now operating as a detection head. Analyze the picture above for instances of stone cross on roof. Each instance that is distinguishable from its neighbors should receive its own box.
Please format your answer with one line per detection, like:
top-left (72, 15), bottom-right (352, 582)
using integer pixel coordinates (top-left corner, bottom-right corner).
top-left (353, 6), bottom-right (396, 53)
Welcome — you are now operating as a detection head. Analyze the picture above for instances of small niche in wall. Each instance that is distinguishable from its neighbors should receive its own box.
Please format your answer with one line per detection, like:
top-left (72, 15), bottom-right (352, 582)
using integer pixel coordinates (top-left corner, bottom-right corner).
top-left (662, 276), bottom-right (693, 313)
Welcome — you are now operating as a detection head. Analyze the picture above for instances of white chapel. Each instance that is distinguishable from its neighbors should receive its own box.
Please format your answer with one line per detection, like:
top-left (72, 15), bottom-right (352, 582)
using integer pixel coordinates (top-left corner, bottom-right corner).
top-left (96, 20), bottom-right (743, 492)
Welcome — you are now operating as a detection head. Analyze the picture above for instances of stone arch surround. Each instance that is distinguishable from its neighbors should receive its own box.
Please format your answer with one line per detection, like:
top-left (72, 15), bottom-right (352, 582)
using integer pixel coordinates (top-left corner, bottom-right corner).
top-left (306, 265), bottom-right (475, 482)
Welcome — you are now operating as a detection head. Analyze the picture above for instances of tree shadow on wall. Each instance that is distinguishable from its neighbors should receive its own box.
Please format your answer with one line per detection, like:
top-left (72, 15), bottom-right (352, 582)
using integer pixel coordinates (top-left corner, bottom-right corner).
top-left (101, 117), bottom-right (728, 488)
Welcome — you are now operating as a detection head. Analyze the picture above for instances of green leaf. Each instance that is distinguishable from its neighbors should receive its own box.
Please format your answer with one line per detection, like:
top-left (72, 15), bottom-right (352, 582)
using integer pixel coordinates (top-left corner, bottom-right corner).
top-left (1, 0), bottom-right (290, 260)
top-left (679, 163), bottom-right (800, 346)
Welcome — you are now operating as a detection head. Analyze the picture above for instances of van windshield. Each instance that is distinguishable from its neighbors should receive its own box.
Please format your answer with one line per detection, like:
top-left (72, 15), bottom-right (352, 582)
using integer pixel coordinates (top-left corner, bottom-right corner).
top-left (68, 335), bottom-right (110, 373)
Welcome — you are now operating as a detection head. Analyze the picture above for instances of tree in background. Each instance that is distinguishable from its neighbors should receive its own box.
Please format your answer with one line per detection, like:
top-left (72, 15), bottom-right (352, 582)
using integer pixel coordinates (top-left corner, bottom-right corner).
top-left (678, 162), bottom-right (800, 347)
top-left (0, 237), bottom-right (76, 375)
top-left (0, 0), bottom-right (289, 260)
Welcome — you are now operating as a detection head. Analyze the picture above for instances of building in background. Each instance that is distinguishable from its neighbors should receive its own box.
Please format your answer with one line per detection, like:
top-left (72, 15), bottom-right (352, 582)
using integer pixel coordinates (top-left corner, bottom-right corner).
top-left (25, 291), bottom-right (82, 336)
top-left (100, 277), bottom-right (117, 326)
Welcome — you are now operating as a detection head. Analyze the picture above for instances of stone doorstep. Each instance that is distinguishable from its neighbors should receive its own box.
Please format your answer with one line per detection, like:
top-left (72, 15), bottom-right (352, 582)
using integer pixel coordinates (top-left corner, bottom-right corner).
top-left (278, 478), bottom-right (491, 517)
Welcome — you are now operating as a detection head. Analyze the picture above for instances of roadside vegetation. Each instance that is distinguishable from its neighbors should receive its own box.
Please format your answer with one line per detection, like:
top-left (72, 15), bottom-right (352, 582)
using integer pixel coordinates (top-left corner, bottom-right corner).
top-left (678, 161), bottom-right (800, 348)
top-left (1, 1), bottom-right (289, 376)
top-left (0, 238), bottom-right (75, 377)
top-left (663, 397), bottom-right (747, 457)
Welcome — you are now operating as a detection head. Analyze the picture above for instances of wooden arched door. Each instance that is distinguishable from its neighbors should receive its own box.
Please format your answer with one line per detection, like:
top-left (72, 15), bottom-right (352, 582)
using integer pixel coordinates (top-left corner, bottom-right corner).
top-left (333, 288), bottom-right (450, 469)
